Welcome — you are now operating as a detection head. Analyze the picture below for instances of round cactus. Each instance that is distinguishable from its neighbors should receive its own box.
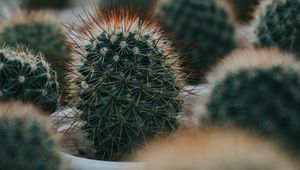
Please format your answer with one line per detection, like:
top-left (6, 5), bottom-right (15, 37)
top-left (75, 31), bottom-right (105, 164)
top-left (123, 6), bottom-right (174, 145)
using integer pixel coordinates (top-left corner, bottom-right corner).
top-left (0, 47), bottom-right (59, 113)
top-left (20, 0), bottom-right (71, 9)
top-left (0, 12), bottom-right (71, 105)
top-left (0, 102), bottom-right (62, 170)
top-left (227, 0), bottom-right (260, 22)
top-left (69, 10), bottom-right (184, 160)
top-left (254, 0), bottom-right (300, 56)
top-left (160, 0), bottom-right (236, 84)
top-left (205, 49), bottom-right (300, 154)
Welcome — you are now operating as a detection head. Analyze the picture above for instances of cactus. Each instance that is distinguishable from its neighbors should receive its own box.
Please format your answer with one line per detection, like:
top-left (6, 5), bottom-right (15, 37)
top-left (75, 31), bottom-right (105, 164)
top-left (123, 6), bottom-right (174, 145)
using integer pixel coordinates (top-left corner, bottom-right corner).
top-left (160, 0), bottom-right (236, 84)
top-left (20, 0), bottom-right (71, 9)
top-left (70, 10), bottom-right (184, 160)
top-left (205, 49), bottom-right (300, 154)
top-left (136, 129), bottom-right (298, 170)
top-left (0, 12), bottom-right (70, 105)
top-left (228, 0), bottom-right (259, 22)
top-left (254, 0), bottom-right (300, 56)
top-left (0, 47), bottom-right (59, 113)
top-left (99, 0), bottom-right (156, 19)
top-left (0, 102), bottom-right (62, 170)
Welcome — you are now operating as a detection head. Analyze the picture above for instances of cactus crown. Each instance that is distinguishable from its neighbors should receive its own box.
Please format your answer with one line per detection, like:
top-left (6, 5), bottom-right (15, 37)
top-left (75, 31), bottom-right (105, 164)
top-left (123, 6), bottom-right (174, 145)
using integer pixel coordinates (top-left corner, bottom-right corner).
top-left (0, 12), bottom-right (71, 104)
top-left (69, 9), bottom-right (184, 160)
top-left (0, 47), bottom-right (59, 113)
top-left (161, 0), bottom-right (236, 84)
top-left (206, 50), bottom-right (300, 154)
top-left (254, 0), bottom-right (300, 56)
top-left (0, 102), bottom-right (61, 170)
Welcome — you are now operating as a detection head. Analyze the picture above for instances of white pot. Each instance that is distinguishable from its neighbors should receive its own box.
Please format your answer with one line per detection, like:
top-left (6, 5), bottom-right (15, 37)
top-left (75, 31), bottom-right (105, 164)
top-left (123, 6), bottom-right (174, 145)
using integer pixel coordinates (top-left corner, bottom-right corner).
top-left (61, 152), bottom-right (143, 170)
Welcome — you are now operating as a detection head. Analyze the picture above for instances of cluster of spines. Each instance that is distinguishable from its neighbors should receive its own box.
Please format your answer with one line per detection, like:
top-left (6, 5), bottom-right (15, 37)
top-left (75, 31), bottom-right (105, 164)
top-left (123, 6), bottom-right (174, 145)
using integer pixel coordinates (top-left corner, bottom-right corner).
top-left (0, 47), bottom-right (59, 113)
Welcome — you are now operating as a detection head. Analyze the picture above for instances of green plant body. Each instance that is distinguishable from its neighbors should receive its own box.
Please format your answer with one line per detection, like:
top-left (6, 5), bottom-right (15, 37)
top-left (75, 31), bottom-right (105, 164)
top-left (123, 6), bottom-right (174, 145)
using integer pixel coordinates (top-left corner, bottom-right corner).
top-left (161, 0), bottom-right (236, 84)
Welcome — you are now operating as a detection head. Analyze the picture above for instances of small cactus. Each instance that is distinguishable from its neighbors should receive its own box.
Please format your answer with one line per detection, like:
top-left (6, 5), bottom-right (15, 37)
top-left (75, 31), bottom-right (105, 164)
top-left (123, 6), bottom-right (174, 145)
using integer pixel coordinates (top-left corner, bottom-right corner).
top-left (20, 0), bottom-right (71, 9)
top-left (70, 10), bottom-right (184, 160)
top-left (227, 0), bottom-right (260, 22)
top-left (205, 49), bottom-right (300, 154)
top-left (0, 47), bottom-right (59, 113)
top-left (160, 0), bottom-right (236, 84)
top-left (253, 0), bottom-right (300, 56)
top-left (0, 12), bottom-right (71, 105)
top-left (0, 102), bottom-right (62, 170)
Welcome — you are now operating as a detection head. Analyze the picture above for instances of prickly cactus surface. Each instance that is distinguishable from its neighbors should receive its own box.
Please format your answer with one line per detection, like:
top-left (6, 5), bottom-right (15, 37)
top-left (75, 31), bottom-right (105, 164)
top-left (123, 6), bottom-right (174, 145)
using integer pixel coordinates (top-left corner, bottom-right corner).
top-left (161, 0), bottom-right (236, 84)
top-left (207, 66), bottom-right (300, 154)
top-left (254, 0), bottom-right (300, 56)
top-left (72, 11), bottom-right (183, 160)
top-left (0, 47), bottom-right (59, 113)
top-left (0, 114), bottom-right (61, 170)
top-left (0, 12), bottom-right (70, 104)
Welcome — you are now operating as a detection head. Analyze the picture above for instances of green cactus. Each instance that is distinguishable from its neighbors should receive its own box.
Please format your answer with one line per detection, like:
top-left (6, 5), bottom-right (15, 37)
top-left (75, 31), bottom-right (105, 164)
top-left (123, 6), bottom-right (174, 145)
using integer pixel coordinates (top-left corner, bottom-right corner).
top-left (20, 0), bottom-right (71, 9)
top-left (99, 0), bottom-right (155, 19)
top-left (0, 12), bottom-right (70, 105)
top-left (0, 47), bottom-right (59, 113)
top-left (228, 0), bottom-right (259, 22)
top-left (206, 66), bottom-right (300, 154)
top-left (160, 0), bottom-right (236, 84)
top-left (254, 0), bottom-right (300, 56)
top-left (0, 113), bottom-right (61, 169)
top-left (73, 11), bottom-right (183, 161)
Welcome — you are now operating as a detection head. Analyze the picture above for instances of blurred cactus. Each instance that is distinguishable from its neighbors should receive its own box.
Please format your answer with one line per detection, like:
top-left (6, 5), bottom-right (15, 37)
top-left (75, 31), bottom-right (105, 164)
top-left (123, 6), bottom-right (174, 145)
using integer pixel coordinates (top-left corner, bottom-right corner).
top-left (254, 0), bottom-right (300, 56)
top-left (20, 0), bottom-right (71, 9)
top-left (0, 12), bottom-right (71, 105)
top-left (161, 0), bottom-right (236, 84)
top-left (0, 102), bottom-right (62, 170)
top-left (205, 49), bottom-right (300, 154)
top-left (99, 0), bottom-right (156, 19)
top-left (70, 10), bottom-right (184, 160)
top-left (228, 0), bottom-right (259, 22)
top-left (136, 129), bottom-right (298, 170)
top-left (0, 47), bottom-right (59, 113)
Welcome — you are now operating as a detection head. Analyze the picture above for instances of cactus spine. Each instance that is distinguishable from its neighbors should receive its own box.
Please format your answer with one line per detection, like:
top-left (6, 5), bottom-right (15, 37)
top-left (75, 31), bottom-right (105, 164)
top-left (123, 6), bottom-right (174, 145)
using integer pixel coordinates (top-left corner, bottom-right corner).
top-left (70, 10), bottom-right (184, 160)
top-left (0, 12), bottom-right (71, 105)
top-left (0, 47), bottom-right (59, 113)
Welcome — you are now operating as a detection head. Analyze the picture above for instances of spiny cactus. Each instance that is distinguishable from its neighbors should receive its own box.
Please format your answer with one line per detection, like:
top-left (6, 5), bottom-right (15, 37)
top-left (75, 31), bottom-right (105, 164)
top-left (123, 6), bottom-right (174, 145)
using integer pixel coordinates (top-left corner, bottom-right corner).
top-left (0, 102), bottom-right (62, 170)
top-left (136, 129), bottom-right (298, 170)
top-left (20, 0), bottom-right (71, 9)
top-left (99, 0), bottom-right (156, 19)
top-left (227, 0), bottom-right (260, 22)
top-left (205, 49), bottom-right (300, 155)
top-left (160, 0), bottom-right (236, 84)
top-left (254, 0), bottom-right (300, 56)
top-left (0, 47), bottom-right (59, 113)
top-left (69, 10), bottom-right (184, 160)
top-left (0, 12), bottom-right (71, 105)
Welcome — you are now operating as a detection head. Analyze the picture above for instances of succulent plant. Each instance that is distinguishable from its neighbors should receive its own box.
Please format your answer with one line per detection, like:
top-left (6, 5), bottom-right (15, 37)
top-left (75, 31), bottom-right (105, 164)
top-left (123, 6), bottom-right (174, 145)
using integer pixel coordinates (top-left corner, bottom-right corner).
top-left (0, 102), bottom-right (62, 170)
top-left (0, 12), bottom-right (70, 105)
top-left (0, 47), bottom-right (59, 113)
top-left (205, 49), bottom-right (300, 155)
top-left (160, 0), bottom-right (236, 84)
top-left (136, 129), bottom-right (298, 170)
top-left (99, 0), bottom-right (156, 19)
top-left (254, 0), bottom-right (300, 56)
top-left (227, 0), bottom-right (260, 22)
top-left (70, 10), bottom-right (184, 160)
top-left (20, 0), bottom-right (71, 9)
